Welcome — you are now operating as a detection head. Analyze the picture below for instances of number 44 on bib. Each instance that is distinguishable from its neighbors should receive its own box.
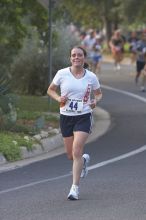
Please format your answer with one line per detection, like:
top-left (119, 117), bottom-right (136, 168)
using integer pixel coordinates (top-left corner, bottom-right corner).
top-left (65, 98), bottom-right (83, 113)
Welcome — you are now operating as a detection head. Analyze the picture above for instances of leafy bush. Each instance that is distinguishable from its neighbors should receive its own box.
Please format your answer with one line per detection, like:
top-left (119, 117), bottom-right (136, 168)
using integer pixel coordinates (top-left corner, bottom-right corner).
top-left (0, 132), bottom-right (36, 161)
top-left (10, 27), bottom-right (48, 95)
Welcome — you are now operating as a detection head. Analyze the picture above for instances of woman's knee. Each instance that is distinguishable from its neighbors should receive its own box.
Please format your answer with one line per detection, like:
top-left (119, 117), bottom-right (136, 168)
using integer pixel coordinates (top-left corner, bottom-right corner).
top-left (72, 148), bottom-right (82, 159)
top-left (65, 148), bottom-right (73, 160)
top-left (67, 153), bottom-right (73, 160)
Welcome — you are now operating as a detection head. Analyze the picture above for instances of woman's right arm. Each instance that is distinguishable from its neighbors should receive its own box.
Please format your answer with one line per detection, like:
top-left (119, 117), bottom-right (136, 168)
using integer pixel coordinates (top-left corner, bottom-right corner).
top-left (47, 82), bottom-right (67, 104)
top-left (47, 82), bottom-right (60, 102)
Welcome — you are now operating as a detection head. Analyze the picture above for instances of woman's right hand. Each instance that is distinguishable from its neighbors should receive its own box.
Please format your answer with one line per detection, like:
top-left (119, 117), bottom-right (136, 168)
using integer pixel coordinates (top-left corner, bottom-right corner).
top-left (59, 96), bottom-right (68, 107)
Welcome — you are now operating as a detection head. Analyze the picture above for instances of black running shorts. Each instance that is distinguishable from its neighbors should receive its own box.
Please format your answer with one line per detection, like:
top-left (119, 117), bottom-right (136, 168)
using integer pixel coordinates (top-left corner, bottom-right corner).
top-left (60, 113), bottom-right (93, 137)
top-left (136, 60), bottom-right (145, 73)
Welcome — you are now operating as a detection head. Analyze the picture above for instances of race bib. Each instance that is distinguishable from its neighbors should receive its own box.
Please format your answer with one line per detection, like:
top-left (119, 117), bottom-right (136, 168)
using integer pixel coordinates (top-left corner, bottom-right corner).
top-left (65, 98), bottom-right (83, 113)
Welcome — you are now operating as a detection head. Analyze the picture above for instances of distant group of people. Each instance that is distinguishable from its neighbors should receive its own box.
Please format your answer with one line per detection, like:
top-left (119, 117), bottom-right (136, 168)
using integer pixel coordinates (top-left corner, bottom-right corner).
top-left (79, 26), bottom-right (146, 92)
top-left (79, 27), bottom-right (146, 92)
top-left (109, 29), bottom-right (146, 92)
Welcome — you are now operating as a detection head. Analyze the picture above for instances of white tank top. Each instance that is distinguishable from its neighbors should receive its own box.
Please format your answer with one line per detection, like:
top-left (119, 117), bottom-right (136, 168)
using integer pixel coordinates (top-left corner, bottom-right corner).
top-left (53, 67), bottom-right (100, 116)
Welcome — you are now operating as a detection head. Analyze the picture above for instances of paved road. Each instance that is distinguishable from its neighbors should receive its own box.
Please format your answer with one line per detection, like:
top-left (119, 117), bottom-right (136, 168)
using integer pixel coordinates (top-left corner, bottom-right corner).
top-left (0, 62), bottom-right (146, 220)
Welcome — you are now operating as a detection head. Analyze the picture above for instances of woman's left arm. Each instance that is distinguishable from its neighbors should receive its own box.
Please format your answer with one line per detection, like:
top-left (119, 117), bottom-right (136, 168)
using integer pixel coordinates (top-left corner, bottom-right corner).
top-left (94, 88), bottom-right (102, 102)
top-left (90, 88), bottom-right (102, 109)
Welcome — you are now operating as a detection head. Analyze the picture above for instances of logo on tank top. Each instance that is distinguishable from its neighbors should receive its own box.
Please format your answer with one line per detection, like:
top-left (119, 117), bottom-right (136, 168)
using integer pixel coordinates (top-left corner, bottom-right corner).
top-left (83, 84), bottom-right (91, 103)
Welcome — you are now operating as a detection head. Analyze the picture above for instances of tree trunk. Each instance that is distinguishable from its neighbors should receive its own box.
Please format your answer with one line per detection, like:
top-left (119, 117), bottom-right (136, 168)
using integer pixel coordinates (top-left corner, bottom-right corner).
top-left (103, 16), bottom-right (113, 49)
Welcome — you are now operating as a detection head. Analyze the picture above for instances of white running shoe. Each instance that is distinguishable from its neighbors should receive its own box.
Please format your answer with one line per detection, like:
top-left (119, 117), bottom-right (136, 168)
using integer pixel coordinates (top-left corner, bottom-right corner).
top-left (67, 185), bottom-right (79, 200)
top-left (117, 64), bottom-right (121, 70)
top-left (140, 86), bottom-right (146, 92)
top-left (80, 154), bottom-right (90, 178)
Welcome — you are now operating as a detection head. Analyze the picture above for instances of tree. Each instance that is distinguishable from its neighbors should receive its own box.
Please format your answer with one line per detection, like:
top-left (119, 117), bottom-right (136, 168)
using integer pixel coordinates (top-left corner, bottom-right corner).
top-left (118, 0), bottom-right (146, 28)
top-left (58, 0), bottom-right (146, 41)
top-left (0, 0), bottom-right (48, 77)
top-left (58, 0), bottom-right (122, 41)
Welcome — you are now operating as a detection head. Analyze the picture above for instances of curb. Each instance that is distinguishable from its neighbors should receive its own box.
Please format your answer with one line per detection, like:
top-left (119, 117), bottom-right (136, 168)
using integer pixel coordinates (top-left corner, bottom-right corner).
top-left (0, 107), bottom-right (111, 173)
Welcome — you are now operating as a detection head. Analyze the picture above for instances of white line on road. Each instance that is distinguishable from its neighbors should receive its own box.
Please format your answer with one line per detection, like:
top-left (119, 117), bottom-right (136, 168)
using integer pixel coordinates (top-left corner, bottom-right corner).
top-left (88, 145), bottom-right (146, 170)
top-left (0, 173), bottom-right (71, 195)
top-left (88, 85), bottom-right (146, 169)
top-left (101, 84), bottom-right (146, 103)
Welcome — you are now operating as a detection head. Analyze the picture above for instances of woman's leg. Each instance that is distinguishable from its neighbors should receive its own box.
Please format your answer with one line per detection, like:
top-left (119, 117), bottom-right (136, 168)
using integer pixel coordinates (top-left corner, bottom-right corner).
top-left (72, 131), bottom-right (89, 186)
top-left (135, 61), bottom-right (145, 84)
top-left (63, 136), bottom-right (74, 160)
top-left (143, 73), bottom-right (146, 85)
top-left (140, 70), bottom-right (146, 91)
top-left (116, 52), bottom-right (123, 67)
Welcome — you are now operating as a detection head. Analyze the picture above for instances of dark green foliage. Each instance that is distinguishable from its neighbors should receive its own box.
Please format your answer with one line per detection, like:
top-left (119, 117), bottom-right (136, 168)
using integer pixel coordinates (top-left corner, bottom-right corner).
top-left (0, 72), bottom-right (18, 127)
top-left (0, 72), bottom-right (10, 114)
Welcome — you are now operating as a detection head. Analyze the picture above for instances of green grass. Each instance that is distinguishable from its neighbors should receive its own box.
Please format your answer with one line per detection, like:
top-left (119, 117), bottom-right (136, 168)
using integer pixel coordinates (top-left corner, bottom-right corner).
top-left (17, 95), bottom-right (59, 112)
top-left (17, 110), bottom-right (59, 121)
